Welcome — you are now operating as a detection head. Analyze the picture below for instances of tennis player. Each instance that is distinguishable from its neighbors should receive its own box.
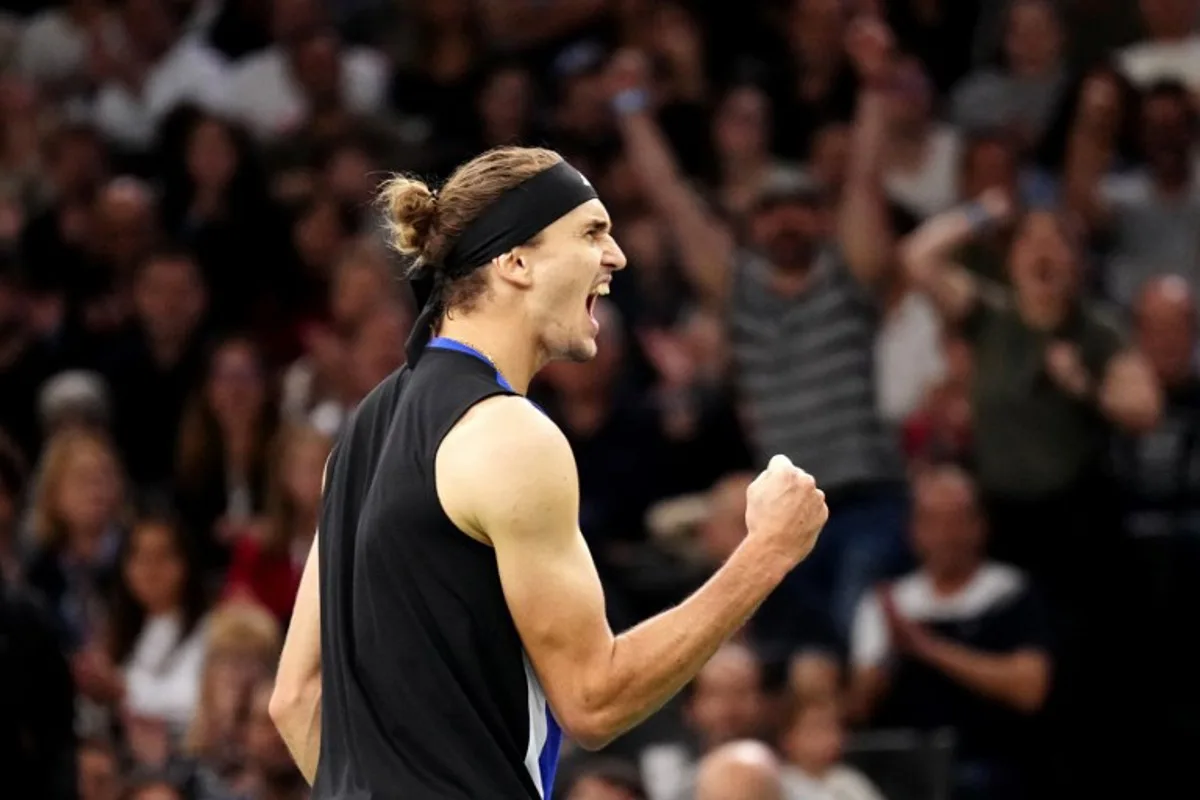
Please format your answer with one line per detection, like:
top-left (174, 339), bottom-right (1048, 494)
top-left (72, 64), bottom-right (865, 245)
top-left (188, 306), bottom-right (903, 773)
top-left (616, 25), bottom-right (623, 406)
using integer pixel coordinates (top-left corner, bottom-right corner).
top-left (269, 146), bottom-right (829, 799)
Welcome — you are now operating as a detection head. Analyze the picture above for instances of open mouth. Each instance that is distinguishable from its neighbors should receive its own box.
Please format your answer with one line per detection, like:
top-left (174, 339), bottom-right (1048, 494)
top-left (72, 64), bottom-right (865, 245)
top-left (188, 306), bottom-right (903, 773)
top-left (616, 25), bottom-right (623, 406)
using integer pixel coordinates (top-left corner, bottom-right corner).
top-left (586, 282), bottom-right (610, 323)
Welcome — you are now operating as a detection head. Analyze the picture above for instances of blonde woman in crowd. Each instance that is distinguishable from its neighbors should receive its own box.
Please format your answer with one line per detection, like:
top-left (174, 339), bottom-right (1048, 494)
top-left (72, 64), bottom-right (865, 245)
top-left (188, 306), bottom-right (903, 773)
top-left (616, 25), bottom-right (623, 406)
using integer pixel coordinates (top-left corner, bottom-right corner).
top-left (24, 426), bottom-right (126, 652)
top-left (185, 600), bottom-right (282, 780)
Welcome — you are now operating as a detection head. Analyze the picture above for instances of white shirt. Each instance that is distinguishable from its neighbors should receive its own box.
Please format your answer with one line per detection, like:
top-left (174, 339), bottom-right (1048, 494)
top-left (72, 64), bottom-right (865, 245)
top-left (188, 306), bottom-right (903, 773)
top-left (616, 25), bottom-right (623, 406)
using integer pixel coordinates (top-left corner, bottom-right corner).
top-left (875, 291), bottom-right (946, 426)
top-left (783, 764), bottom-right (887, 800)
top-left (92, 37), bottom-right (231, 149)
top-left (17, 10), bottom-right (126, 88)
top-left (122, 612), bottom-right (208, 729)
top-left (850, 563), bottom-right (1027, 670)
top-left (885, 126), bottom-right (962, 219)
top-left (228, 45), bottom-right (388, 140)
top-left (1119, 36), bottom-right (1200, 91)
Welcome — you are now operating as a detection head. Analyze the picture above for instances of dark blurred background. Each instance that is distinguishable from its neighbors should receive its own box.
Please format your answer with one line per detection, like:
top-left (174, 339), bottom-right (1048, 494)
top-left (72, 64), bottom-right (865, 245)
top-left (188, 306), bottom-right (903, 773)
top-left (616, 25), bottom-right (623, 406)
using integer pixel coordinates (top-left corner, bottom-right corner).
top-left (0, 0), bottom-right (1198, 799)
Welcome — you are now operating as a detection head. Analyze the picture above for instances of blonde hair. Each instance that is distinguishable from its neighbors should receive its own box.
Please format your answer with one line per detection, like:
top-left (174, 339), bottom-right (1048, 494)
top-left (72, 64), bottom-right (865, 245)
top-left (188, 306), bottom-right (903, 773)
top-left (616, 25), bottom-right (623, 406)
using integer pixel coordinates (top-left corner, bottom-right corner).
top-left (184, 600), bottom-right (282, 757)
top-left (29, 427), bottom-right (124, 548)
top-left (377, 146), bottom-right (562, 314)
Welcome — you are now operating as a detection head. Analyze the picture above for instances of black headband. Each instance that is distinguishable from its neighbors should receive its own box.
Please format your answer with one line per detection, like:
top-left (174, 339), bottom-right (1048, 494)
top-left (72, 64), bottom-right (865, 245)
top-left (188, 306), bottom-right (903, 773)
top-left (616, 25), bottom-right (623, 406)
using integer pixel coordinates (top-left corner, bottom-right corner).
top-left (405, 160), bottom-right (599, 363)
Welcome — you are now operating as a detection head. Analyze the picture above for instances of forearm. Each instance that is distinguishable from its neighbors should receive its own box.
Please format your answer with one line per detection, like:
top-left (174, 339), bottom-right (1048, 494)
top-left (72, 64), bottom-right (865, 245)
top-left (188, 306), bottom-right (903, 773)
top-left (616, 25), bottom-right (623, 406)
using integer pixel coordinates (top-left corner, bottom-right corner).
top-left (838, 88), bottom-right (892, 283)
top-left (582, 538), bottom-right (789, 744)
top-left (616, 109), bottom-right (730, 305)
top-left (900, 206), bottom-right (983, 282)
top-left (273, 681), bottom-right (322, 784)
top-left (917, 639), bottom-right (1048, 712)
top-left (271, 533), bottom-right (323, 781)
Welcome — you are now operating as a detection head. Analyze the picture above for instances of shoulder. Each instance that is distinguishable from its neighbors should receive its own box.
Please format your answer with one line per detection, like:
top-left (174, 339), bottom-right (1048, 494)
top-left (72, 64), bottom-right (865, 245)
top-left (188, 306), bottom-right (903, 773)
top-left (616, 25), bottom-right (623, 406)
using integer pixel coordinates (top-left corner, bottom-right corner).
top-left (1099, 169), bottom-right (1151, 205)
top-left (437, 395), bottom-right (577, 540)
top-left (441, 394), bottom-right (574, 483)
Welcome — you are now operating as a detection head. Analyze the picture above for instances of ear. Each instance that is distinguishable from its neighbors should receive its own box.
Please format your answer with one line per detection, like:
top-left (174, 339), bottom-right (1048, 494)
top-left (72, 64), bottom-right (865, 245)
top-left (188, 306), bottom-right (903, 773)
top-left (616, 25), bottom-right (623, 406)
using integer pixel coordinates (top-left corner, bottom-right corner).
top-left (493, 250), bottom-right (534, 290)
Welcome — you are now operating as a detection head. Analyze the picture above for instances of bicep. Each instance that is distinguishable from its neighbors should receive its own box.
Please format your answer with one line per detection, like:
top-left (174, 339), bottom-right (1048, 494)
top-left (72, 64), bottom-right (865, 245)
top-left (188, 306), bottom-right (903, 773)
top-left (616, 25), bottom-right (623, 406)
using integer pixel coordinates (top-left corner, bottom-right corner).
top-left (494, 517), bottom-right (612, 713)
top-left (440, 400), bottom-right (615, 719)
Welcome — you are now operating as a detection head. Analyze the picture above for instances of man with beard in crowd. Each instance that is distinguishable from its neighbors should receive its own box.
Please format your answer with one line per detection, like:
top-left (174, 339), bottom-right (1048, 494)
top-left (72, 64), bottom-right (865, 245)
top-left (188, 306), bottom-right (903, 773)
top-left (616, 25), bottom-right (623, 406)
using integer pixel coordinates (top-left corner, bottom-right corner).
top-left (612, 18), bottom-right (907, 634)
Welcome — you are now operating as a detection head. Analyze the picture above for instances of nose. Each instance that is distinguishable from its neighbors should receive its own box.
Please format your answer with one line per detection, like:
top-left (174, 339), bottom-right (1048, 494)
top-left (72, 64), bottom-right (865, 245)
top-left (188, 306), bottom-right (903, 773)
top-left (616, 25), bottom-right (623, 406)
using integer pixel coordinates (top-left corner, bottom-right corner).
top-left (604, 236), bottom-right (628, 273)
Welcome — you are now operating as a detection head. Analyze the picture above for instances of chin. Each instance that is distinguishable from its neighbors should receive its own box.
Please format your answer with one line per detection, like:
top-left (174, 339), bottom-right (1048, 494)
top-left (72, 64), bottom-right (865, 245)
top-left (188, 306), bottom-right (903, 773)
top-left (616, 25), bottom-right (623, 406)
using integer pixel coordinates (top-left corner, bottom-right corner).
top-left (563, 337), bottom-right (598, 363)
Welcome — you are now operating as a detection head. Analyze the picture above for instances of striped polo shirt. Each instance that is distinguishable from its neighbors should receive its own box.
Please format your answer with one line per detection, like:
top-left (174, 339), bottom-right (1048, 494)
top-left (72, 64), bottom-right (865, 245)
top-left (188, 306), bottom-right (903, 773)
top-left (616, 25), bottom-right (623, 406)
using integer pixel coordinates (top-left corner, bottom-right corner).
top-left (729, 249), bottom-right (902, 491)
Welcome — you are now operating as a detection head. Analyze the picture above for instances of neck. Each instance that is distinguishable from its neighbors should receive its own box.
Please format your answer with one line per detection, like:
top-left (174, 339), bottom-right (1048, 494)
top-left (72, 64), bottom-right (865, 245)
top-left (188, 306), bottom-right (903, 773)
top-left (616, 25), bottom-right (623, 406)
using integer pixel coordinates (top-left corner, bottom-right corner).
top-left (722, 152), bottom-right (763, 178)
top-left (929, 562), bottom-right (978, 595)
top-left (1012, 60), bottom-right (1054, 80)
top-left (436, 314), bottom-right (542, 394)
top-left (1018, 298), bottom-right (1069, 330)
top-left (147, 330), bottom-right (186, 367)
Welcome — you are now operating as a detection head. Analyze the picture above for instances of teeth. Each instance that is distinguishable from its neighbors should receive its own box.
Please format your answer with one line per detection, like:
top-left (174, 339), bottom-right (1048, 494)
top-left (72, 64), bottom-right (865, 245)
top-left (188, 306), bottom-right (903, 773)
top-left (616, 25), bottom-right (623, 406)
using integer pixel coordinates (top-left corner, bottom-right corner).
top-left (595, 284), bottom-right (610, 296)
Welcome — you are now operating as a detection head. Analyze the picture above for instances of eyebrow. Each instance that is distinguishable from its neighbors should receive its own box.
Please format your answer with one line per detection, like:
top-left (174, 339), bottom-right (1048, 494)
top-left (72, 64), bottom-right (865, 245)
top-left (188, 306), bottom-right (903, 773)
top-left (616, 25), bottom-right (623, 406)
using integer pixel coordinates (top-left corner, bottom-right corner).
top-left (581, 218), bottom-right (611, 235)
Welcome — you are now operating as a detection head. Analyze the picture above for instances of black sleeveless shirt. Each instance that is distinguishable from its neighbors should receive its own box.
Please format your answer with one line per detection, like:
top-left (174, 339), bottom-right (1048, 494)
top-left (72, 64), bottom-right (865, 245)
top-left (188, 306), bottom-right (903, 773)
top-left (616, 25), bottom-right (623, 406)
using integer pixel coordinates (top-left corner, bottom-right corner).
top-left (314, 338), bottom-right (563, 800)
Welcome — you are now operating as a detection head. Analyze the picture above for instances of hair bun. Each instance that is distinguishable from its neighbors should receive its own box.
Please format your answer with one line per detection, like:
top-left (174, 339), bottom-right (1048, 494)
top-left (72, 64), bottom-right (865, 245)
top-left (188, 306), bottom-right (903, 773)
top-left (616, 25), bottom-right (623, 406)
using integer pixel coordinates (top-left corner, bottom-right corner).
top-left (379, 176), bottom-right (437, 257)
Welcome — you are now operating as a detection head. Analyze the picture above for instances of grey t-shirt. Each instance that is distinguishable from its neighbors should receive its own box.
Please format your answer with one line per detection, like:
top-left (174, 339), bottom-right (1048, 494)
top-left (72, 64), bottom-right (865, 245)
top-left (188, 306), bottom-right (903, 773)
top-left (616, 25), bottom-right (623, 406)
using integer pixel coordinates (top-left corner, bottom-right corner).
top-left (728, 250), bottom-right (903, 491)
top-left (950, 67), bottom-right (1068, 142)
top-left (1099, 168), bottom-right (1200, 307)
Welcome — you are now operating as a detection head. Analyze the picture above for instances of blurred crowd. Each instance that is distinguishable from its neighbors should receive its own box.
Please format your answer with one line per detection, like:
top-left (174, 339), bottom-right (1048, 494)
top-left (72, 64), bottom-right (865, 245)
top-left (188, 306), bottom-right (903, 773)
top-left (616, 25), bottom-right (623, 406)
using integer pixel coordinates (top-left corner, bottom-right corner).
top-left (1, 0), bottom-right (1199, 799)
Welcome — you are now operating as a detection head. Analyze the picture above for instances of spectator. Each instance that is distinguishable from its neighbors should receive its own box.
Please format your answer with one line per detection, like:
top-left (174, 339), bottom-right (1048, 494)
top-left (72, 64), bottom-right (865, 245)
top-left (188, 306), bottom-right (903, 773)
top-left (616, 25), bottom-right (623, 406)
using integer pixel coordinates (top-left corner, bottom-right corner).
top-left (175, 337), bottom-right (278, 569)
top-left (280, 238), bottom-right (397, 428)
top-left (345, 300), bottom-right (409, 406)
top-left (0, 264), bottom-right (65, 462)
top-left (614, 19), bottom-right (909, 634)
top-left (779, 694), bottom-right (884, 800)
top-left (1118, 0), bottom-right (1200, 90)
top-left (848, 465), bottom-right (1052, 800)
top-left (1115, 272), bottom-right (1200, 793)
top-left (706, 84), bottom-right (805, 223)
top-left (1076, 79), bottom-right (1200, 306)
top-left (901, 191), bottom-right (1161, 585)
top-left (156, 109), bottom-right (284, 335)
top-left (949, 0), bottom-right (1069, 148)
top-left (228, 0), bottom-right (388, 141)
top-left (24, 426), bottom-right (126, 651)
top-left (1116, 274), bottom-right (1200, 539)
top-left (228, 677), bottom-right (306, 799)
top-left (78, 177), bottom-right (161, 346)
top-left (38, 369), bottom-right (111, 436)
top-left (223, 423), bottom-right (331, 621)
top-left (79, 737), bottom-right (123, 800)
top-left (694, 740), bottom-right (785, 800)
top-left (388, 0), bottom-right (484, 164)
top-left (91, 0), bottom-right (231, 151)
top-left (16, 0), bottom-right (124, 101)
top-left (691, 471), bottom-right (840, 668)
top-left (772, 0), bottom-right (858, 160)
top-left (0, 569), bottom-right (78, 800)
top-left (639, 643), bottom-right (769, 800)
top-left (185, 601), bottom-right (281, 779)
top-left (884, 54), bottom-right (962, 219)
top-left (902, 334), bottom-right (974, 467)
top-left (103, 250), bottom-right (208, 489)
top-left (82, 514), bottom-right (209, 738)
top-left (562, 758), bottom-right (649, 800)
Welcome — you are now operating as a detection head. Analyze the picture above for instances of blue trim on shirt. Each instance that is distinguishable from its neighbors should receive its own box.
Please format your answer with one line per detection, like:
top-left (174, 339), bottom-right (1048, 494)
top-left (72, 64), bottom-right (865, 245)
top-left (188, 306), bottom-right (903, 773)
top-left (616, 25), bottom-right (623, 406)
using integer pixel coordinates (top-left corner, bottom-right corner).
top-left (539, 711), bottom-right (562, 795)
top-left (428, 336), bottom-right (516, 392)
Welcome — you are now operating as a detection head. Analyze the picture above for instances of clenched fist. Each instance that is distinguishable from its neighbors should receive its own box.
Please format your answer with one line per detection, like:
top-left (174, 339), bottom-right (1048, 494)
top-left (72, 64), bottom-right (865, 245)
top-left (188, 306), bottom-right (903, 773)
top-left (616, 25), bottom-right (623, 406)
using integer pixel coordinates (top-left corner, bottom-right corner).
top-left (745, 454), bottom-right (828, 567)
